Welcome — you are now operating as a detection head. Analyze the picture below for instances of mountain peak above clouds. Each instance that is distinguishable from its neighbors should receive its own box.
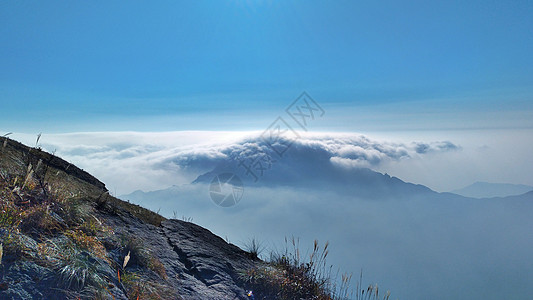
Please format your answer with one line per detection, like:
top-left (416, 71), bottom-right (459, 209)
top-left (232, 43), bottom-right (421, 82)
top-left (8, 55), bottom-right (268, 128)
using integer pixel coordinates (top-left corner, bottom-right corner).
top-left (190, 133), bottom-right (462, 200)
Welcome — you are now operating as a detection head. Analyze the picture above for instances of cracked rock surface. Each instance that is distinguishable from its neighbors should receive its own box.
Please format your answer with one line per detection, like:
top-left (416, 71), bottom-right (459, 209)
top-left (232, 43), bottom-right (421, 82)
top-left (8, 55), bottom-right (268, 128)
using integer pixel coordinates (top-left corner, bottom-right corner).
top-left (104, 210), bottom-right (257, 300)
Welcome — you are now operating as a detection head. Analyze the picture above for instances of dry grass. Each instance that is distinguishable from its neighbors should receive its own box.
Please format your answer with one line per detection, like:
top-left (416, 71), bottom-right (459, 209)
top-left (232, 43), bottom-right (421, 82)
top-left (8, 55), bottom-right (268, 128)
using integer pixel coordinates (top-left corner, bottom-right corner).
top-left (65, 229), bottom-right (108, 261)
top-left (120, 235), bottom-right (167, 279)
top-left (241, 237), bottom-right (334, 300)
top-left (241, 237), bottom-right (391, 300)
top-left (0, 137), bottom-right (171, 298)
top-left (243, 237), bottom-right (266, 260)
top-left (121, 271), bottom-right (179, 300)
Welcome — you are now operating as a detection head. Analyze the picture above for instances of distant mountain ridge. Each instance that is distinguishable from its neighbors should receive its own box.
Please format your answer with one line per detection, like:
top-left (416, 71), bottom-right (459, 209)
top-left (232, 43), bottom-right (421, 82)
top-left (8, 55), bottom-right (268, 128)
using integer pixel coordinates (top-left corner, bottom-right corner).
top-left (190, 142), bottom-right (466, 201)
top-left (452, 181), bottom-right (533, 198)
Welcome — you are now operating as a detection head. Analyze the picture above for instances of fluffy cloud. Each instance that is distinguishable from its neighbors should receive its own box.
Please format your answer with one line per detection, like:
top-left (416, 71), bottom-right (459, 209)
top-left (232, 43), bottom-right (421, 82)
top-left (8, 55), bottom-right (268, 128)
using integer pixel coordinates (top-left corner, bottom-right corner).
top-left (149, 133), bottom-right (459, 172)
top-left (12, 131), bottom-right (459, 194)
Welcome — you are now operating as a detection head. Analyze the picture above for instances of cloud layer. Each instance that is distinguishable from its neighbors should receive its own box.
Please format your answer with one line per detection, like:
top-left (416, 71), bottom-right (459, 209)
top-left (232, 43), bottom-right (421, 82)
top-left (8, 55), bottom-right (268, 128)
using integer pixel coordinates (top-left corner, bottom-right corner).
top-left (8, 130), bottom-right (533, 300)
top-left (14, 131), bottom-right (459, 194)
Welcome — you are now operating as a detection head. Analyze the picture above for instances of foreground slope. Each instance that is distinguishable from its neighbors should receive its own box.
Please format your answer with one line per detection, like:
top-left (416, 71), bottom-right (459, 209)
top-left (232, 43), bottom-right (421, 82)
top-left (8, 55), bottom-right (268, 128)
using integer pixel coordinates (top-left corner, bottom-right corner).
top-left (0, 137), bottom-right (260, 299)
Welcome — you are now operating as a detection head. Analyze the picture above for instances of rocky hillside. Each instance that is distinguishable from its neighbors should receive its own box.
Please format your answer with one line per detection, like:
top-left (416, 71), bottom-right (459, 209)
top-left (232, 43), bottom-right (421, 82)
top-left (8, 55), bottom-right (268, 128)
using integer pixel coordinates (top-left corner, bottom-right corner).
top-left (0, 137), bottom-right (266, 299)
top-left (0, 136), bottom-right (349, 300)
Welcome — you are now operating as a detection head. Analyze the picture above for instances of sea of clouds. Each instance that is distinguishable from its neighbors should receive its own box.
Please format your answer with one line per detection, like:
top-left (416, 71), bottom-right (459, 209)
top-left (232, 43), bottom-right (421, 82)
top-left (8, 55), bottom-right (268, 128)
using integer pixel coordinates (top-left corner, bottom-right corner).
top-left (14, 131), bottom-right (462, 194)
top-left (8, 130), bottom-right (533, 300)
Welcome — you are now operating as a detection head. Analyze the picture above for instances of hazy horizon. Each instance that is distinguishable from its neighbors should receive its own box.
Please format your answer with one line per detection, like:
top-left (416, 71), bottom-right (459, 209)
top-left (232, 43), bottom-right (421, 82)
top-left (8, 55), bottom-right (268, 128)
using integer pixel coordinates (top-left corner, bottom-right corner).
top-left (7, 128), bottom-right (533, 196)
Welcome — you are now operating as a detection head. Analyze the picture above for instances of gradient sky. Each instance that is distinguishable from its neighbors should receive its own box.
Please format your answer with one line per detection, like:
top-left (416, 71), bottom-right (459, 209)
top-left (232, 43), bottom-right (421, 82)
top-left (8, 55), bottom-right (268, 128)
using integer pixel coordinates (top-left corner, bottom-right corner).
top-left (1, 0), bottom-right (532, 132)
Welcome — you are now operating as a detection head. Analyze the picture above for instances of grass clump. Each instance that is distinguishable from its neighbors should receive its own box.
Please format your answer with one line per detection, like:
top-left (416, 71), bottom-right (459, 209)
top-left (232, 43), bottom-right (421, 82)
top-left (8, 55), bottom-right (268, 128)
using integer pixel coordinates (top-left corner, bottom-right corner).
top-left (121, 271), bottom-right (179, 300)
top-left (0, 231), bottom-right (28, 261)
top-left (20, 205), bottom-right (65, 235)
top-left (58, 251), bottom-right (106, 291)
top-left (241, 237), bottom-right (391, 300)
top-left (355, 281), bottom-right (391, 300)
top-left (120, 236), bottom-right (167, 279)
top-left (65, 229), bottom-right (108, 261)
top-left (0, 196), bottom-right (23, 228)
top-left (241, 237), bottom-right (334, 300)
top-left (243, 237), bottom-right (265, 260)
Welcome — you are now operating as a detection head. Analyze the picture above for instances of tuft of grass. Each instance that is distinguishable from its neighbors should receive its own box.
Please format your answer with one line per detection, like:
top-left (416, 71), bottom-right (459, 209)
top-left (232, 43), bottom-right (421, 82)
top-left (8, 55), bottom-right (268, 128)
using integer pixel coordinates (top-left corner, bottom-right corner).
top-left (60, 197), bottom-right (90, 226)
top-left (241, 237), bottom-right (333, 300)
top-left (181, 215), bottom-right (193, 222)
top-left (79, 214), bottom-right (111, 237)
top-left (36, 238), bottom-right (68, 266)
top-left (0, 231), bottom-right (28, 261)
top-left (243, 237), bottom-right (265, 260)
top-left (121, 236), bottom-right (145, 266)
top-left (0, 198), bottom-right (24, 229)
top-left (58, 251), bottom-right (105, 291)
top-left (65, 229), bottom-right (108, 261)
top-left (121, 271), bottom-right (179, 300)
top-left (147, 255), bottom-right (167, 280)
top-left (120, 236), bottom-right (167, 279)
top-left (241, 238), bottom-right (391, 300)
top-left (20, 205), bottom-right (65, 235)
top-left (355, 271), bottom-right (391, 300)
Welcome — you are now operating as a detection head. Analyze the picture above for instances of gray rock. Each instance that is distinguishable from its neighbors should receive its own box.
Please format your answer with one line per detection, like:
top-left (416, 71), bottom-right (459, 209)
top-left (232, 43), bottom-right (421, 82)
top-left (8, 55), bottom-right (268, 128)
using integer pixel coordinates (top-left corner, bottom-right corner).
top-left (103, 209), bottom-right (257, 300)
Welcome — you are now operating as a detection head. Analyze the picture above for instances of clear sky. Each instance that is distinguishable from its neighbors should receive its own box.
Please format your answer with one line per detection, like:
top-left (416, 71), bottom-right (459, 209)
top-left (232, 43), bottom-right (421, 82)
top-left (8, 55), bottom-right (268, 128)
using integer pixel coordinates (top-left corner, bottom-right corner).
top-left (1, 0), bottom-right (532, 132)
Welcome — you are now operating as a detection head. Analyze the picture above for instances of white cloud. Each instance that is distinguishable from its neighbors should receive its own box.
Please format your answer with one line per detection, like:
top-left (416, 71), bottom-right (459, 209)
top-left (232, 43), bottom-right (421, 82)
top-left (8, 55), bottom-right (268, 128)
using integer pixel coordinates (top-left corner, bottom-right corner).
top-left (10, 131), bottom-right (462, 194)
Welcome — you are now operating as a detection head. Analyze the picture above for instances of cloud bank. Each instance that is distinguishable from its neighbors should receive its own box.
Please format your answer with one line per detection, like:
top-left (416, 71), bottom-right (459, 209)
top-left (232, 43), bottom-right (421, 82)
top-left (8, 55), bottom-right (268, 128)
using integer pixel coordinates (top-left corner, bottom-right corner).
top-left (13, 131), bottom-right (459, 194)
top-left (8, 130), bottom-right (533, 300)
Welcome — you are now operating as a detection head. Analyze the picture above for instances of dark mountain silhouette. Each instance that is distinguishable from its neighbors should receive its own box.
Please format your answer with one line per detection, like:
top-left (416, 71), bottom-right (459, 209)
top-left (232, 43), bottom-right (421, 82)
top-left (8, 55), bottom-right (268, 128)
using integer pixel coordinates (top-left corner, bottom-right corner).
top-left (192, 149), bottom-right (464, 201)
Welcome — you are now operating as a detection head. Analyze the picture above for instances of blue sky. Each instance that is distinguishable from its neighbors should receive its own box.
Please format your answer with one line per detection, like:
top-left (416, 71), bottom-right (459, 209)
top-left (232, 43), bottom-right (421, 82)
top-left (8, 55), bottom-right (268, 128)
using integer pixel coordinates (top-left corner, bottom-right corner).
top-left (1, 0), bottom-right (532, 132)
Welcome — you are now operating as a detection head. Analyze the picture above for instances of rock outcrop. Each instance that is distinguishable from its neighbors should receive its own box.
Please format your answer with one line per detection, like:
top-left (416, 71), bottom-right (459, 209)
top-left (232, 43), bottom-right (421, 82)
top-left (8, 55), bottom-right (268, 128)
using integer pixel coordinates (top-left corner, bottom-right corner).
top-left (0, 136), bottom-right (259, 300)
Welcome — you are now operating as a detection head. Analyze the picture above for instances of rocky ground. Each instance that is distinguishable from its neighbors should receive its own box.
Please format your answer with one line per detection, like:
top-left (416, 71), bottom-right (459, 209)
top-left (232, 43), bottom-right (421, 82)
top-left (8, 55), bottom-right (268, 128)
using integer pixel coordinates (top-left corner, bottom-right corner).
top-left (0, 137), bottom-right (261, 300)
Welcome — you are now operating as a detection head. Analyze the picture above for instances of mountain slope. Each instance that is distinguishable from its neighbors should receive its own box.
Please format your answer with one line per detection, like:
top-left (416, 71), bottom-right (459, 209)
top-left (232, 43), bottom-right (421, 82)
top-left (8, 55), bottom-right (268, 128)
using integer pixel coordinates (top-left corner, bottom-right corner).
top-left (0, 137), bottom-right (261, 299)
